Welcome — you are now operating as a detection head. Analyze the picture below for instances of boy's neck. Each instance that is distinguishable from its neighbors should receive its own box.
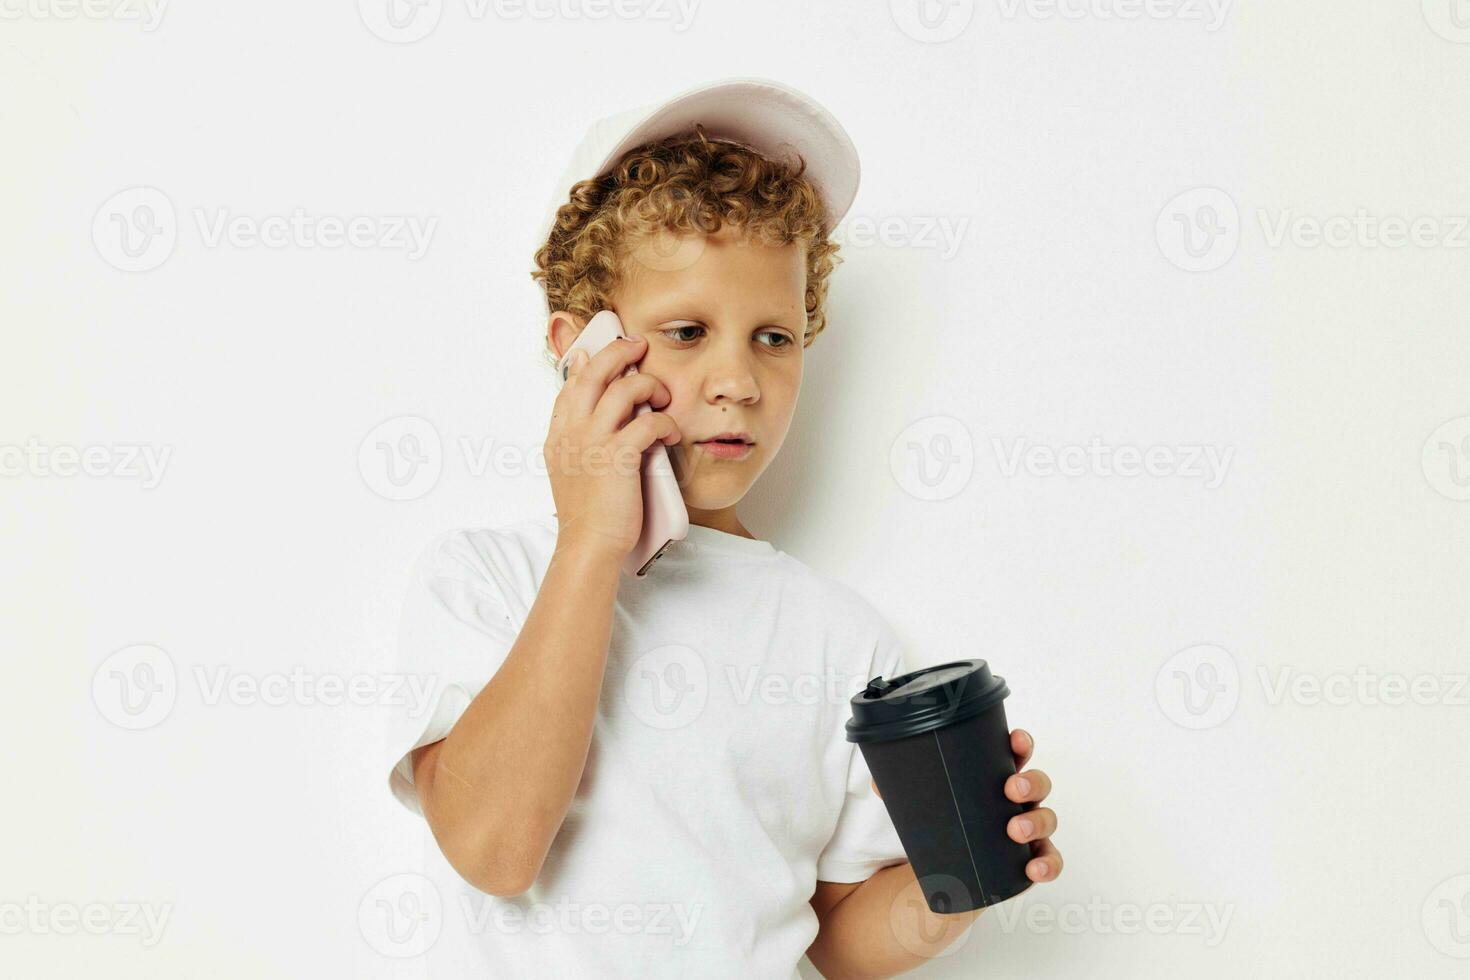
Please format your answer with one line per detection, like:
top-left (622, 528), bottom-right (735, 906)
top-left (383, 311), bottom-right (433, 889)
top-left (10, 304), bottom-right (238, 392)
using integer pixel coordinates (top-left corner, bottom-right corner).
top-left (686, 505), bottom-right (755, 540)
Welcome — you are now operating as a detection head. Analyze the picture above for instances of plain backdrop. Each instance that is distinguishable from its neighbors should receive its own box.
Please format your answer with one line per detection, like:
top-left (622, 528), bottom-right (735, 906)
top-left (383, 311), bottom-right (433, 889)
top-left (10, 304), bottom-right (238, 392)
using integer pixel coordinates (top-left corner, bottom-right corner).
top-left (4, 1), bottom-right (1469, 977)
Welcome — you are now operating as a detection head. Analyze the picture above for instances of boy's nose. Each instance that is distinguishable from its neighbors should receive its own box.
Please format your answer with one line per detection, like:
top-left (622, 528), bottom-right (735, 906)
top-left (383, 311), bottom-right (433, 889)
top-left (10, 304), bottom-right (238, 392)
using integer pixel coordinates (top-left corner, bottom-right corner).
top-left (704, 368), bottom-right (759, 405)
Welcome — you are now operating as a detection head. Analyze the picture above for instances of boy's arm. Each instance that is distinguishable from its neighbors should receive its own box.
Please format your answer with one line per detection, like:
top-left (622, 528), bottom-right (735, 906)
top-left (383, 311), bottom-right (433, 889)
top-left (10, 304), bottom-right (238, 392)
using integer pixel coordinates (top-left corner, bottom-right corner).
top-left (410, 537), bottom-right (623, 897)
top-left (806, 868), bottom-right (982, 979)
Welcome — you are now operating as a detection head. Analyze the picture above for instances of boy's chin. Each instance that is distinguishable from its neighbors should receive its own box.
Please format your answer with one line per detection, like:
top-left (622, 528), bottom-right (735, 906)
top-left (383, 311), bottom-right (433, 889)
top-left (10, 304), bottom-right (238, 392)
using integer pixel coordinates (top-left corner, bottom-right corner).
top-left (676, 474), bottom-right (757, 513)
top-left (679, 483), bottom-right (752, 512)
top-left (670, 448), bottom-right (761, 508)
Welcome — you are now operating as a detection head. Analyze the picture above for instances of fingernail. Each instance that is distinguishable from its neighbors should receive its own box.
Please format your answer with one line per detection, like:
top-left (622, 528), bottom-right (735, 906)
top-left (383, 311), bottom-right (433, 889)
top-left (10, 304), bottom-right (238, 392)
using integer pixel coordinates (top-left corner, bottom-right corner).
top-left (1015, 818), bottom-right (1033, 838)
top-left (1015, 777), bottom-right (1031, 796)
top-left (574, 349), bottom-right (589, 365)
top-left (1030, 860), bottom-right (1048, 879)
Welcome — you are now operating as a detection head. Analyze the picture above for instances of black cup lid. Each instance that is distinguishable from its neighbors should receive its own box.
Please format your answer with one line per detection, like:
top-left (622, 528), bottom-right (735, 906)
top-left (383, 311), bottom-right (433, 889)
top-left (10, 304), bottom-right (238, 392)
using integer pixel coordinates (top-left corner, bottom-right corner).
top-left (845, 659), bottom-right (1009, 743)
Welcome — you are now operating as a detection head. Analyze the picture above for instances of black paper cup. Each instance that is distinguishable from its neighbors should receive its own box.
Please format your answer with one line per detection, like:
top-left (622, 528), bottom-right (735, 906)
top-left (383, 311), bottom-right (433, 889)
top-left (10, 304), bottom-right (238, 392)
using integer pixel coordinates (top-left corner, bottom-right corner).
top-left (846, 659), bottom-right (1033, 914)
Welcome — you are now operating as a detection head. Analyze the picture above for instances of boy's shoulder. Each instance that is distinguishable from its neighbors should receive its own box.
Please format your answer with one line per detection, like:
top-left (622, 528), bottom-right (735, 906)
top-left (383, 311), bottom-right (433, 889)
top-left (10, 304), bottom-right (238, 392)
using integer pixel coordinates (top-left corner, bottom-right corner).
top-left (772, 549), bottom-right (895, 642)
top-left (413, 513), bottom-right (559, 584)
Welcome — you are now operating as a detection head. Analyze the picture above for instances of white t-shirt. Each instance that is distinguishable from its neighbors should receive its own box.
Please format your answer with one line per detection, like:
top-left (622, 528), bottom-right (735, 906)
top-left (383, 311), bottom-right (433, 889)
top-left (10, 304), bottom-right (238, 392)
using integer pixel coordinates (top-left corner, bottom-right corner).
top-left (383, 513), bottom-right (910, 979)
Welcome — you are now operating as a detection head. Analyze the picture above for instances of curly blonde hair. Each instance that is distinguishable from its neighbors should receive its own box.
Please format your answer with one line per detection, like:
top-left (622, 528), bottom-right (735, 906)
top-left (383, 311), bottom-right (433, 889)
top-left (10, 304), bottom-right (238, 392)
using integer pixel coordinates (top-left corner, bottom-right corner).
top-left (531, 124), bottom-right (842, 370)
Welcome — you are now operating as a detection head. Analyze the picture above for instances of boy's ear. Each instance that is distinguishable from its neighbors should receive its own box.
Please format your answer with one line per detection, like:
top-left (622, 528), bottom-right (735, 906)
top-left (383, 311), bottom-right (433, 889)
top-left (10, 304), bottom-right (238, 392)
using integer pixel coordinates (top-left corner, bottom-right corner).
top-left (547, 310), bottom-right (586, 361)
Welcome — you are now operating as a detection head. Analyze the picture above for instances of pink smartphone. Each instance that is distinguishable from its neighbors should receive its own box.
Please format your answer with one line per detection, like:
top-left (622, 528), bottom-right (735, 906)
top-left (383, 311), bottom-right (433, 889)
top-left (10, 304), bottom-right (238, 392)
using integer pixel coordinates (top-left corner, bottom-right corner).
top-left (556, 310), bottom-right (689, 577)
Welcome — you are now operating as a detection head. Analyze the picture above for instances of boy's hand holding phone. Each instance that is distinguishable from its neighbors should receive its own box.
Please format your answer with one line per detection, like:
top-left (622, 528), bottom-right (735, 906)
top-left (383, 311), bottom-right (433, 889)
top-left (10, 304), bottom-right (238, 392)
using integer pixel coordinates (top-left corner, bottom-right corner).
top-left (545, 330), bottom-right (682, 565)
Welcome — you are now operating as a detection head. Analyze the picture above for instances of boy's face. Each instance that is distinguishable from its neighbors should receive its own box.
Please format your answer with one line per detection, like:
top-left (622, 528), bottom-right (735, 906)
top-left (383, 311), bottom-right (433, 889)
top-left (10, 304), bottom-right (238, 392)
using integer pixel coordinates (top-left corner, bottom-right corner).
top-left (555, 224), bottom-right (808, 514)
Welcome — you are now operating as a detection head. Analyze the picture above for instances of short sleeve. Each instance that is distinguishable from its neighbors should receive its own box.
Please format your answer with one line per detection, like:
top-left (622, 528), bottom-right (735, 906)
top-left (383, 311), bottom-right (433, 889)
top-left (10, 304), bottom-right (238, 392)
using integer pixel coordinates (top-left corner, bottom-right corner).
top-left (815, 618), bottom-right (912, 883)
top-left (385, 528), bottom-right (533, 818)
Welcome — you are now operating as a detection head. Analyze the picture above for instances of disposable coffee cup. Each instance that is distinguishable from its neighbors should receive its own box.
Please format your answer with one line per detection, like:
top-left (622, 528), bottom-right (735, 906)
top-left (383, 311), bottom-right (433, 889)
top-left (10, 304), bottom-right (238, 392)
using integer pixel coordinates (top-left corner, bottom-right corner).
top-left (846, 658), bottom-right (1033, 914)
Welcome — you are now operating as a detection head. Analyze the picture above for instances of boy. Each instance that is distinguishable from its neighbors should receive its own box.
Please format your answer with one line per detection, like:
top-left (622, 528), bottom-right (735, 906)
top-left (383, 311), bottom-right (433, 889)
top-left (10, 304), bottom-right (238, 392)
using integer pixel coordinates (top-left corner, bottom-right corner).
top-left (384, 77), bottom-right (1062, 978)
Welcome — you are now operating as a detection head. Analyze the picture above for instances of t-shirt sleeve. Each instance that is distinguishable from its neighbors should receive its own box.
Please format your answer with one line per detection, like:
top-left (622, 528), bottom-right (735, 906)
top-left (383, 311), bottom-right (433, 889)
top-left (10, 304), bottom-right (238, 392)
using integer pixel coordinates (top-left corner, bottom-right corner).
top-left (385, 528), bottom-right (533, 818)
top-left (815, 617), bottom-right (913, 883)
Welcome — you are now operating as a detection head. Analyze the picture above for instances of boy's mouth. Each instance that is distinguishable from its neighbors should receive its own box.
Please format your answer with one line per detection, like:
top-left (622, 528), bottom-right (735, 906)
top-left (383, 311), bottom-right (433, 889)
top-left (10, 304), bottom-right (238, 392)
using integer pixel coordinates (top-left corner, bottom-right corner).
top-left (694, 432), bottom-right (755, 459)
top-left (698, 431), bottom-right (753, 445)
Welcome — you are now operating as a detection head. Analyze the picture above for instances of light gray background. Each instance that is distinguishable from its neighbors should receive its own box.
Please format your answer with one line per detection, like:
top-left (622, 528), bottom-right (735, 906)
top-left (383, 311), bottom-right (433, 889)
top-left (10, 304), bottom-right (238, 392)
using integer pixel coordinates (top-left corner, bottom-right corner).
top-left (4, 0), bottom-right (1469, 976)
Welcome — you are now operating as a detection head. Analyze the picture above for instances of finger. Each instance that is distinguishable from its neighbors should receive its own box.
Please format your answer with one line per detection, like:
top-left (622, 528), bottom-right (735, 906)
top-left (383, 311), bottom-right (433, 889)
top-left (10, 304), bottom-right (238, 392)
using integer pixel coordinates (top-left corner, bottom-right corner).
top-left (592, 373), bottom-right (672, 433)
top-left (1026, 837), bottom-right (1063, 882)
top-left (564, 346), bottom-right (590, 378)
top-left (563, 335), bottom-right (648, 415)
top-left (1007, 806), bottom-right (1056, 844)
top-left (550, 349), bottom-right (589, 425)
top-left (1005, 768), bottom-right (1052, 804)
top-left (615, 411), bottom-right (682, 455)
top-left (1010, 729), bottom-right (1034, 770)
top-left (871, 778), bottom-right (882, 799)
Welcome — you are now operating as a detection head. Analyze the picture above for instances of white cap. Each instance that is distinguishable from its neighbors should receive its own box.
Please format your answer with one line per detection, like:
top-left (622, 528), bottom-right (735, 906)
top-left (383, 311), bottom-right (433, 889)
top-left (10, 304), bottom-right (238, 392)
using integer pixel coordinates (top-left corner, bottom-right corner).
top-left (537, 76), bottom-right (861, 246)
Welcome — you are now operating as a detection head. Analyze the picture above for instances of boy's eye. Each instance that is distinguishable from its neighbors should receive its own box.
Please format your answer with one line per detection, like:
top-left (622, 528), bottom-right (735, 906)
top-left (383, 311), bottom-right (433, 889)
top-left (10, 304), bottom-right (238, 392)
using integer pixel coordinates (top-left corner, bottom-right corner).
top-left (663, 324), bottom-right (705, 343)
top-left (660, 324), bottom-right (796, 349)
